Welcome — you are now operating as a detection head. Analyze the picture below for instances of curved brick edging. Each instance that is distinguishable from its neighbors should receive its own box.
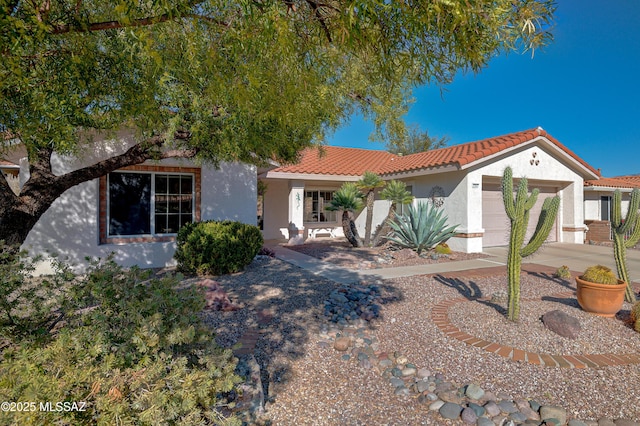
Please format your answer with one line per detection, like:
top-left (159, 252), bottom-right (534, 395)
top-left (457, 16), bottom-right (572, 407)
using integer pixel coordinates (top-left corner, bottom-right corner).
top-left (432, 291), bottom-right (640, 368)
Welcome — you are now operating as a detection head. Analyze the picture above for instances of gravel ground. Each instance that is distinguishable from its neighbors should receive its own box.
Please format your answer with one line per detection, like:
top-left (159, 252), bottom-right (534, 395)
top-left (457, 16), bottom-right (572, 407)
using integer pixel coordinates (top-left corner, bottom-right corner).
top-left (200, 256), bottom-right (640, 424)
top-left (285, 238), bottom-right (487, 270)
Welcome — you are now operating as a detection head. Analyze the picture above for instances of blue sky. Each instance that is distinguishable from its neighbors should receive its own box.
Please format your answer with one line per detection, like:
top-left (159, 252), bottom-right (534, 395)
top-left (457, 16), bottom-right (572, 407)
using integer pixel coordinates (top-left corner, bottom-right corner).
top-left (328, 1), bottom-right (640, 178)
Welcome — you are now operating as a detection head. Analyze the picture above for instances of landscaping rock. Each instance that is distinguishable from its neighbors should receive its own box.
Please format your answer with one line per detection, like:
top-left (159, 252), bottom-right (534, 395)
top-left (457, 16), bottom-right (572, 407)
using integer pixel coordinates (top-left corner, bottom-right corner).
top-left (460, 407), bottom-right (478, 424)
top-left (497, 400), bottom-right (519, 414)
top-left (333, 337), bottom-right (351, 351)
top-left (614, 420), bottom-right (640, 426)
top-left (542, 309), bottom-right (582, 339)
top-left (465, 383), bottom-right (485, 400)
top-left (477, 418), bottom-right (495, 426)
top-left (392, 248), bottom-right (419, 261)
top-left (439, 402), bottom-right (463, 420)
top-left (568, 420), bottom-right (589, 426)
top-left (540, 405), bottom-right (567, 425)
top-left (484, 401), bottom-right (501, 417)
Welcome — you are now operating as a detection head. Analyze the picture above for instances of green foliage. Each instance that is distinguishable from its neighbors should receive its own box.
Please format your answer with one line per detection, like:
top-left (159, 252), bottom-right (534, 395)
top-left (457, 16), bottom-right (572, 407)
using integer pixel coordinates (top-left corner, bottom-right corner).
top-left (0, 256), bottom-right (241, 425)
top-left (380, 180), bottom-right (414, 208)
top-left (175, 220), bottom-right (263, 276)
top-left (553, 265), bottom-right (571, 280)
top-left (326, 183), bottom-right (364, 247)
top-left (434, 243), bottom-right (452, 255)
top-left (386, 201), bottom-right (458, 255)
top-left (502, 166), bottom-right (560, 321)
top-left (581, 265), bottom-right (620, 285)
top-left (1, 0), bottom-right (556, 247)
top-left (386, 124), bottom-right (449, 155)
top-left (327, 182), bottom-right (364, 214)
top-left (0, 242), bottom-right (74, 343)
top-left (611, 189), bottom-right (640, 303)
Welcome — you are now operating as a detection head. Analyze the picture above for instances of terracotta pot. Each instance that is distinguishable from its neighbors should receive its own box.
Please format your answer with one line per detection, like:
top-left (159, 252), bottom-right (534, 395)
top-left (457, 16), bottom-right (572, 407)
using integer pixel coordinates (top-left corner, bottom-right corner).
top-left (575, 276), bottom-right (627, 318)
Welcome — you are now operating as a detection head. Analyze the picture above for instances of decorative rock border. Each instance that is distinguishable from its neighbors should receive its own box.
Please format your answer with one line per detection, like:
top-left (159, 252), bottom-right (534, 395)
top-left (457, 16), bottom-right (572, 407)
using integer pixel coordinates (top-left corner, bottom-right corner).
top-left (317, 283), bottom-right (640, 425)
top-left (432, 291), bottom-right (640, 368)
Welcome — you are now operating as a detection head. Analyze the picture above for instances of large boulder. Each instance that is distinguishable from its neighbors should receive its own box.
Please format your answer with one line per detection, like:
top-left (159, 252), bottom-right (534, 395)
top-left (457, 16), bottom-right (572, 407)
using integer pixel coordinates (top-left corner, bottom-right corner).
top-left (541, 310), bottom-right (581, 339)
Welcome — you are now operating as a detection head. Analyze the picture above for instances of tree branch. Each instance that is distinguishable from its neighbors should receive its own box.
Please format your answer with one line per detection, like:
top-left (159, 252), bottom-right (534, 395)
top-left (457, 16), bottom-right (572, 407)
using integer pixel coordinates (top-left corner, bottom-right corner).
top-left (305, 0), bottom-right (333, 43)
top-left (50, 11), bottom-right (229, 35)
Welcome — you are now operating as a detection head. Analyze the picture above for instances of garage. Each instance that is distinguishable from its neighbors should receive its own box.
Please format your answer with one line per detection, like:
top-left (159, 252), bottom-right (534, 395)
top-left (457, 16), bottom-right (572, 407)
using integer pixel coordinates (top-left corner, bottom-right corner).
top-left (482, 182), bottom-right (558, 247)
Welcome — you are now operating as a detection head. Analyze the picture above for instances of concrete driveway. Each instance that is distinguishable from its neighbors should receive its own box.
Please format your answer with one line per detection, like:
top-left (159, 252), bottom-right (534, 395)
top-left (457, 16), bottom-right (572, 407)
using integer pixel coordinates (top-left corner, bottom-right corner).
top-left (484, 242), bottom-right (640, 283)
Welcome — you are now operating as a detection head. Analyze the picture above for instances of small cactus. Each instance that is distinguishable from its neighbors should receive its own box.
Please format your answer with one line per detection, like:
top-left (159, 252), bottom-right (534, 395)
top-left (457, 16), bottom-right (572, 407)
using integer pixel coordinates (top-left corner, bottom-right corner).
top-left (553, 265), bottom-right (571, 280)
top-left (581, 265), bottom-right (620, 285)
top-left (434, 243), bottom-right (452, 255)
top-left (633, 302), bottom-right (640, 333)
top-left (631, 301), bottom-right (640, 323)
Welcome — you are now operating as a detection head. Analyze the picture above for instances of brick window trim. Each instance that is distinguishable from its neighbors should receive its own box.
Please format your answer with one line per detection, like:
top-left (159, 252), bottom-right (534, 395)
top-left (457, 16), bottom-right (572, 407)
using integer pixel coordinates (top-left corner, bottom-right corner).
top-left (99, 165), bottom-right (202, 245)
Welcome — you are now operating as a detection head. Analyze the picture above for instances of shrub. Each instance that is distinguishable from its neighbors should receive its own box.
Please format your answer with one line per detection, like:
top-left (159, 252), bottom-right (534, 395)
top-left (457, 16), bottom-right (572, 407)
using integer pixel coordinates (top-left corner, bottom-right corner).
top-left (386, 201), bottom-right (458, 254)
top-left (0, 242), bottom-right (74, 343)
top-left (0, 256), bottom-right (241, 426)
top-left (175, 220), bottom-right (263, 275)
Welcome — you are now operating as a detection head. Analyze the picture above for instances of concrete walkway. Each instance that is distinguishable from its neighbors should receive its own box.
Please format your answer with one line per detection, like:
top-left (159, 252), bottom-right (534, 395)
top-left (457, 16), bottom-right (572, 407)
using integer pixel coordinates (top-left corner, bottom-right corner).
top-left (269, 242), bottom-right (640, 283)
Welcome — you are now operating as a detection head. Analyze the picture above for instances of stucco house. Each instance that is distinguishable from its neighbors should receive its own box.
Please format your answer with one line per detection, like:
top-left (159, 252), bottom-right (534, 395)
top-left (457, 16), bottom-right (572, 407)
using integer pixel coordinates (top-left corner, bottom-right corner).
top-left (259, 127), bottom-right (601, 253)
top-left (3, 131), bottom-right (257, 271)
top-left (584, 175), bottom-right (640, 243)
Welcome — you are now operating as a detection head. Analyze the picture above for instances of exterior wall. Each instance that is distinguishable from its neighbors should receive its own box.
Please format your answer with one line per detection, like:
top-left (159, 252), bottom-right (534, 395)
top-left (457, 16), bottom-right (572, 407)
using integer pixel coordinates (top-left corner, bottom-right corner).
top-left (19, 134), bottom-right (256, 272)
top-left (261, 179), bottom-right (290, 240)
top-left (584, 190), bottom-right (631, 222)
top-left (465, 143), bottom-right (588, 250)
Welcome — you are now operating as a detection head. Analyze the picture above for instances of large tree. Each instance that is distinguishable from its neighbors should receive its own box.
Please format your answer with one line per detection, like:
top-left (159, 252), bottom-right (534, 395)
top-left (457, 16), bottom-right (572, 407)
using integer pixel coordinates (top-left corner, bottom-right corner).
top-left (387, 124), bottom-right (449, 156)
top-left (0, 0), bottom-right (555, 247)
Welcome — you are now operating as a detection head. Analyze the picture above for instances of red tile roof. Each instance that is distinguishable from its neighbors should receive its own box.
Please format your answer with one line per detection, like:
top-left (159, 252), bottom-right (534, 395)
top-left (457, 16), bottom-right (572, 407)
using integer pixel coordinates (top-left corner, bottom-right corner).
top-left (585, 175), bottom-right (640, 189)
top-left (271, 146), bottom-right (397, 176)
top-left (269, 128), bottom-right (600, 178)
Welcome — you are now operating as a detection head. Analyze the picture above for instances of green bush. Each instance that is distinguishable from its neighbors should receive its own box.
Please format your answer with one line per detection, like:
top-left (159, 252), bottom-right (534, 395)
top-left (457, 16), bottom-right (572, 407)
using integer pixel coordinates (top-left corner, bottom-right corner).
top-left (386, 201), bottom-right (458, 254)
top-left (175, 220), bottom-right (263, 275)
top-left (0, 256), bottom-right (241, 426)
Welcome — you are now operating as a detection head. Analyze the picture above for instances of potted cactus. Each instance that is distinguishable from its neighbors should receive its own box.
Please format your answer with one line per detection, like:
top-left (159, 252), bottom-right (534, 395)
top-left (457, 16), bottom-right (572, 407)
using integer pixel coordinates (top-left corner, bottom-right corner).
top-left (576, 265), bottom-right (627, 317)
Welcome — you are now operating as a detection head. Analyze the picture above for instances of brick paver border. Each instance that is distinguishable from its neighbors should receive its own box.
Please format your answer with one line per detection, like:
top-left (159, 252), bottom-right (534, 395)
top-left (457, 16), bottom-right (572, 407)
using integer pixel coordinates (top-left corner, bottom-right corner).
top-left (432, 291), bottom-right (640, 368)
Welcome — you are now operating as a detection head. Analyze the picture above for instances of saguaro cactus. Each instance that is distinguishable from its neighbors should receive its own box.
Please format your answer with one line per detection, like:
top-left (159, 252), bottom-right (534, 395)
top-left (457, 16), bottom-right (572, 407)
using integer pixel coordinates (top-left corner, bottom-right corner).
top-left (502, 167), bottom-right (560, 321)
top-left (611, 188), bottom-right (640, 303)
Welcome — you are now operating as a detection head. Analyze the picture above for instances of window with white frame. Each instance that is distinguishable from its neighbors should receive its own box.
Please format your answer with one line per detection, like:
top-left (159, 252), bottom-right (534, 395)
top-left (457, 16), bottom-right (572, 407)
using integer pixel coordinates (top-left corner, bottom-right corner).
top-left (107, 171), bottom-right (194, 236)
top-left (304, 190), bottom-right (337, 223)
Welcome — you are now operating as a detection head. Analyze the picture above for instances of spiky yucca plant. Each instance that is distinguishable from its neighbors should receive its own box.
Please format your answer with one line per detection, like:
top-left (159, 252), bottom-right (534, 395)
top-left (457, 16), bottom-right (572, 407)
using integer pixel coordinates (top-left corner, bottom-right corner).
top-left (610, 189), bottom-right (640, 303)
top-left (502, 166), bottom-right (560, 321)
top-left (326, 182), bottom-right (364, 247)
top-left (386, 201), bottom-right (458, 254)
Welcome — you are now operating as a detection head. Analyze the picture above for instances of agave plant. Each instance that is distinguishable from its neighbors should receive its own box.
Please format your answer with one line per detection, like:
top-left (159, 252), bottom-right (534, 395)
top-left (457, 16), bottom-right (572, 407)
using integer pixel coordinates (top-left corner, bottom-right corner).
top-left (386, 201), bottom-right (458, 254)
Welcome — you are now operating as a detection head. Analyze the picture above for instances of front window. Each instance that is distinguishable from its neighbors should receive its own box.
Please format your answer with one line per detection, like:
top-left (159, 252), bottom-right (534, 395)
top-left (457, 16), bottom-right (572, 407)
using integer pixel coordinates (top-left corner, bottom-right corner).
top-left (108, 172), bottom-right (194, 237)
top-left (304, 190), bottom-right (337, 223)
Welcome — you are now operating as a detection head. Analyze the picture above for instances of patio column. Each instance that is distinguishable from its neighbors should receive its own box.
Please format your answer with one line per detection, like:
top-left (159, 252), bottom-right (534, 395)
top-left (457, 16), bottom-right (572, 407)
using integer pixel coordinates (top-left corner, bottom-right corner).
top-left (287, 180), bottom-right (305, 245)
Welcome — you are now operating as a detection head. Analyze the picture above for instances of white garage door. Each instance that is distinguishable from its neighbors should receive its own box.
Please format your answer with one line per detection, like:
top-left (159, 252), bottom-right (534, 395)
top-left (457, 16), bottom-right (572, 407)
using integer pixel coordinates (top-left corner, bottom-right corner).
top-left (482, 183), bottom-right (558, 247)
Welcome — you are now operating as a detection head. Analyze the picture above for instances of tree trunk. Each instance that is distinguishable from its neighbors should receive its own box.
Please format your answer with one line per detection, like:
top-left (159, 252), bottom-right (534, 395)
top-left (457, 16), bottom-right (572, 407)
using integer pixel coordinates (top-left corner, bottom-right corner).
top-left (364, 190), bottom-right (375, 246)
top-left (0, 135), bottom-right (195, 249)
top-left (342, 211), bottom-right (362, 247)
top-left (372, 203), bottom-right (396, 247)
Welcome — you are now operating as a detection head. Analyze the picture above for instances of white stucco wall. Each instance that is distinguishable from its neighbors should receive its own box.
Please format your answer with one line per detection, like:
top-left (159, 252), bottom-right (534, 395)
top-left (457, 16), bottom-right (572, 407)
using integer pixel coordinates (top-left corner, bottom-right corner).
top-left (464, 142), bottom-right (588, 249)
top-left (584, 190), bottom-right (632, 221)
top-left (19, 134), bottom-right (256, 272)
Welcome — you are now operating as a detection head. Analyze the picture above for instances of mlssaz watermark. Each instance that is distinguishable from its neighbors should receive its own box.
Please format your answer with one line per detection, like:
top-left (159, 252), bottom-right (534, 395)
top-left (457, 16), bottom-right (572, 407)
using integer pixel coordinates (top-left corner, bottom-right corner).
top-left (1, 401), bottom-right (87, 412)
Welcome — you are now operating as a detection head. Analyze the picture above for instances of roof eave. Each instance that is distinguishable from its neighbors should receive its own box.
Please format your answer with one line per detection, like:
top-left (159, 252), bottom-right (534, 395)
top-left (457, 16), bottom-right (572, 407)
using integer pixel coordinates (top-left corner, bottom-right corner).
top-left (459, 135), bottom-right (600, 180)
top-left (381, 164), bottom-right (460, 179)
top-left (261, 171), bottom-right (362, 181)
